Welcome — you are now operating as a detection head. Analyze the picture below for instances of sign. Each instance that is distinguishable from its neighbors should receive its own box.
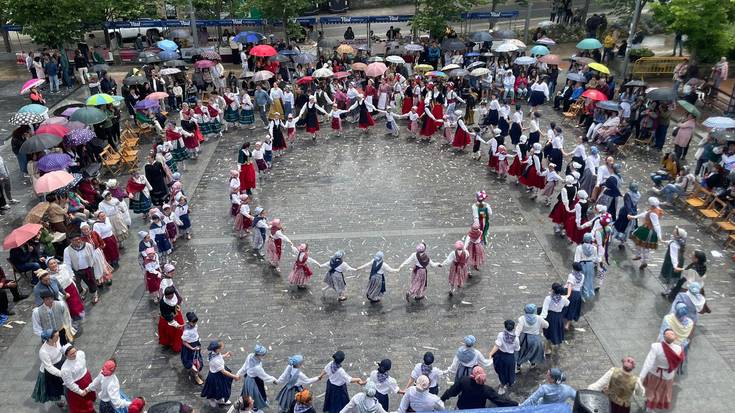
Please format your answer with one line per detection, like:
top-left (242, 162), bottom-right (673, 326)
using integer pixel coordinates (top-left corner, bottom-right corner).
top-left (462, 11), bottom-right (520, 19)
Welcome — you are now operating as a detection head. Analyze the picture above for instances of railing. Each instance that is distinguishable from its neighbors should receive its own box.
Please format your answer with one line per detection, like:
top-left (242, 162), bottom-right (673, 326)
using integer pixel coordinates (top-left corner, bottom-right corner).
top-left (631, 56), bottom-right (688, 78)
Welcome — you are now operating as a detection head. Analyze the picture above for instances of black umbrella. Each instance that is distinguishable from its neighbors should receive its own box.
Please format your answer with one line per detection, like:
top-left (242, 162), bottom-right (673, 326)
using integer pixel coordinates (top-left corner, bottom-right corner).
top-left (92, 63), bottom-right (110, 72)
top-left (441, 40), bottom-right (465, 51)
top-left (138, 55), bottom-right (161, 64)
top-left (317, 38), bottom-right (339, 48)
top-left (624, 80), bottom-right (647, 88)
top-left (123, 76), bottom-right (147, 86)
top-left (470, 31), bottom-right (493, 42)
top-left (493, 29), bottom-right (516, 39)
top-left (164, 60), bottom-right (188, 67)
top-left (20, 133), bottom-right (63, 154)
top-left (646, 88), bottom-right (676, 101)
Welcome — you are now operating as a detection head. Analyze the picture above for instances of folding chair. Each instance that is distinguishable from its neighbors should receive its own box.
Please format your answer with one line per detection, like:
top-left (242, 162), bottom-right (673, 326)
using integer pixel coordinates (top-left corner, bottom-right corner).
top-left (561, 98), bottom-right (583, 126)
top-left (698, 198), bottom-right (728, 222)
top-left (100, 145), bottom-right (123, 175)
top-left (684, 183), bottom-right (713, 212)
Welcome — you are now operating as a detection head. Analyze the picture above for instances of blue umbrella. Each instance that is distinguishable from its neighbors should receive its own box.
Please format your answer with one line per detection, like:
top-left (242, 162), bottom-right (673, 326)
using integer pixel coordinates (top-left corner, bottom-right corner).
top-left (530, 45), bottom-right (550, 56)
top-left (464, 52), bottom-right (480, 57)
top-left (157, 39), bottom-right (178, 51)
top-left (567, 72), bottom-right (587, 82)
top-left (18, 104), bottom-right (49, 114)
top-left (233, 31), bottom-right (264, 44)
top-left (159, 50), bottom-right (180, 61)
top-left (38, 153), bottom-right (73, 172)
top-left (293, 53), bottom-right (316, 64)
top-left (576, 38), bottom-right (603, 50)
top-left (279, 49), bottom-right (299, 56)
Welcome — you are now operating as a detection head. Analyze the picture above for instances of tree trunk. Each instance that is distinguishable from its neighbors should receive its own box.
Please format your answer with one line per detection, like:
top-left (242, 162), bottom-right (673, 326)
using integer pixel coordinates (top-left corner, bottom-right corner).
top-left (582, 0), bottom-right (591, 22)
top-left (283, 11), bottom-right (289, 43)
top-left (103, 26), bottom-right (111, 49)
top-left (1, 28), bottom-right (10, 53)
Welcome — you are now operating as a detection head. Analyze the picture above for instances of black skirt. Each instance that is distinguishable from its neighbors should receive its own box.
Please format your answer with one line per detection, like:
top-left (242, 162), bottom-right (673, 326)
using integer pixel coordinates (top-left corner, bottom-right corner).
top-left (375, 391), bottom-right (390, 411)
top-left (323, 381), bottom-right (349, 413)
top-left (529, 90), bottom-right (545, 106)
top-left (543, 310), bottom-right (565, 345)
top-left (528, 131), bottom-right (541, 146)
top-left (509, 122), bottom-right (522, 144)
top-left (487, 109), bottom-right (499, 126)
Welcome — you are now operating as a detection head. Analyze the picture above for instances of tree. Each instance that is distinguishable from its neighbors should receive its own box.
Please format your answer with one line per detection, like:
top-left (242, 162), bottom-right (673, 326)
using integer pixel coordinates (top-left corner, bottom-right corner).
top-left (412, 0), bottom-right (487, 39)
top-left (651, 0), bottom-right (735, 62)
top-left (597, 0), bottom-right (647, 25)
top-left (237, 0), bottom-right (312, 41)
top-left (0, 0), bottom-right (12, 52)
top-left (7, 0), bottom-right (93, 48)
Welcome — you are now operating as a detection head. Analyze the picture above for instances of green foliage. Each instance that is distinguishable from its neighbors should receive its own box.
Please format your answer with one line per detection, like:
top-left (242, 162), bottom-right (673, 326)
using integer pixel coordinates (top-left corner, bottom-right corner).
top-left (7, 0), bottom-right (93, 48)
top-left (412, 0), bottom-right (488, 39)
top-left (597, 0), bottom-right (647, 24)
top-left (629, 47), bottom-right (654, 57)
top-left (652, 0), bottom-right (735, 63)
top-left (240, 0), bottom-right (312, 22)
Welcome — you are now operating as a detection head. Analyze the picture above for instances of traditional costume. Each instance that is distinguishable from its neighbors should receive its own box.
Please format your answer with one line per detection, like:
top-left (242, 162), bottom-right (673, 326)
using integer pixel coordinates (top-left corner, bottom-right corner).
top-left (158, 287), bottom-right (184, 353)
top-left (400, 243), bottom-right (437, 300)
top-left (564, 266), bottom-right (585, 322)
top-left (237, 346), bottom-right (276, 411)
top-left (464, 224), bottom-right (485, 269)
top-left (201, 342), bottom-right (235, 405)
top-left (640, 340), bottom-right (684, 411)
top-left (32, 333), bottom-right (70, 404)
top-left (471, 192), bottom-right (492, 244)
top-left (324, 251), bottom-right (356, 300)
top-left (126, 173), bottom-right (152, 215)
top-left (519, 143), bottom-right (545, 191)
top-left (269, 117), bottom-right (288, 151)
top-left (288, 244), bottom-right (319, 287)
top-left (629, 197), bottom-right (663, 268)
top-left (541, 288), bottom-right (570, 346)
top-left (266, 219), bottom-right (291, 268)
top-left (515, 304), bottom-right (548, 368)
top-left (565, 190), bottom-right (591, 244)
top-left (549, 176), bottom-right (578, 234)
top-left (492, 327), bottom-right (520, 389)
top-left (85, 360), bottom-right (132, 413)
top-left (446, 336), bottom-right (492, 381)
top-left (442, 241), bottom-right (470, 294)
top-left (452, 114), bottom-right (472, 149)
top-left (61, 350), bottom-right (96, 413)
top-left (275, 356), bottom-right (319, 413)
top-left (363, 252), bottom-right (397, 303)
top-left (575, 233), bottom-right (599, 301)
top-left (323, 352), bottom-right (354, 413)
top-left (238, 147), bottom-right (257, 193)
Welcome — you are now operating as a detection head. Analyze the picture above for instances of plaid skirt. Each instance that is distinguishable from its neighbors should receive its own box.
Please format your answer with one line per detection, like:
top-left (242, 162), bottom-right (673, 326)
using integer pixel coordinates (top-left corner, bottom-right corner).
top-left (239, 109), bottom-right (255, 125)
top-left (225, 107), bottom-right (239, 123)
top-left (171, 145), bottom-right (190, 162)
top-left (199, 120), bottom-right (223, 135)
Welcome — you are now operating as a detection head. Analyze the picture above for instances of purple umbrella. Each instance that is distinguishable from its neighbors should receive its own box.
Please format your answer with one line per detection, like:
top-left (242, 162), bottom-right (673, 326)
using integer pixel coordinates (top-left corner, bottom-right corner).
top-left (66, 121), bottom-right (86, 130)
top-left (38, 153), bottom-right (73, 172)
top-left (134, 99), bottom-right (160, 110)
top-left (65, 128), bottom-right (95, 146)
top-left (61, 107), bottom-right (80, 117)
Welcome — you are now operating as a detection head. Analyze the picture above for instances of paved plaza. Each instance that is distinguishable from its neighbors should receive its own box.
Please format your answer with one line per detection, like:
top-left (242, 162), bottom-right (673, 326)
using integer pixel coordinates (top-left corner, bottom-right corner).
top-left (0, 63), bottom-right (733, 413)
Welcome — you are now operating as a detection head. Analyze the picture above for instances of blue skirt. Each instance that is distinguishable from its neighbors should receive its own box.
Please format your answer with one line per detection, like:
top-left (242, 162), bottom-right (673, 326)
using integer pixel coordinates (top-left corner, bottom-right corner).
top-left (580, 261), bottom-right (596, 301)
top-left (375, 392), bottom-right (389, 411)
top-left (264, 150), bottom-right (273, 163)
top-left (242, 375), bottom-right (268, 410)
top-left (544, 310), bottom-right (565, 345)
top-left (276, 384), bottom-right (302, 413)
top-left (565, 290), bottom-right (583, 322)
top-left (455, 364), bottom-right (473, 382)
top-left (323, 381), bottom-right (349, 413)
top-left (240, 109), bottom-right (255, 125)
top-left (486, 109), bottom-right (499, 125)
top-left (516, 332), bottom-right (545, 366)
top-left (130, 193), bottom-right (152, 214)
top-left (493, 351), bottom-right (517, 386)
top-left (178, 213), bottom-right (191, 231)
top-left (201, 370), bottom-right (233, 401)
top-left (181, 340), bottom-right (202, 369)
top-left (155, 234), bottom-right (172, 253)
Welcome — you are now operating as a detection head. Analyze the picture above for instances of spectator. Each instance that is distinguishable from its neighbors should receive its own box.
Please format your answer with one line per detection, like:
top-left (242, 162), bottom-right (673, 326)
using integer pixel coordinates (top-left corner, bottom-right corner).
top-left (672, 31), bottom-right (684, 56)
top-left (693, 134), bottom-right (720, 176)
top-left (344, 27), bottom-right (355, 40)
top-left (650, 152), bottom-right (680, 188)
top-left (74, 50), bottom-right (88, 85)
top-left (655, 166), bottom-right (696, 204)
top-left (602, 32), bottom-right (615, 63)
top-left (45, 57), bottom-right (60, 93)
top-left (711, 57), bottom-right (728, 91)
top-left (9, 240), bottom-right (44, 275)
top-left (672, 113), bottom-right (697, 160)
top-left (0, 267), bottom-right (29, 316)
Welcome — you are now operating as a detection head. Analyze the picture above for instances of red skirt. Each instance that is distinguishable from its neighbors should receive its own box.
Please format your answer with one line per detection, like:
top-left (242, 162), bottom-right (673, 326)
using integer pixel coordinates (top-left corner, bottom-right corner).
top-left (452, 128), bottom-right (471, 148)
top-left (233, 214), bottom-right (253, 232)
top-left (488, 154), bottom-right (499, 170)
top-left (548, 201), bottom-right (568, 224)
top-left (101, 235), bottom-right (120, 263)
top-left (66, 372), bottom-right (96, 413)
top-left (306, 123), bottom-right (320, 133)
top-left (643, 373), bottom-right (673, 410)
top-left (519, 165), bottom-right (545, 189)
top-left (359, 112), bottom-right (375, 129)
top-left (565, 215), bottom-right (590, 244)
top-left (230, 203), bottom-right (239, 217)
top-left (401, 97), bottom-right (414, 114)
top-left (239, 163), bottom-right (256, 191)
top-left (183, 130), bottom-right (201, 149)
top-left (145, 271), bottom-right (161, 293)
top-left (158, 311), bottom-right (184, 352)
top-left (331, 117), bottom-right (342, 130)
top-left (468, 242), bottom-right (485, 267)
top-left (508, 156), bottom-right (526, 177)
top-left (165, 222), bottom-right (178, 240)
top-left (64, 284), bottom-right (85, 319)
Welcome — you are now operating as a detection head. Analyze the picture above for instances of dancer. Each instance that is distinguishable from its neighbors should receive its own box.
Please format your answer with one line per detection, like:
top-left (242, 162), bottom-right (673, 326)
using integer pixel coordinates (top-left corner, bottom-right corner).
top-left (464, 223), bottom-right (485, 271)
top-left (660, 227), bottom-right (687, 296)
top-left (407, 106), bottom-right (422, 138)
top-left (398, 375), bottom-right (444, 413)
top-left (549, 175), bottom-right (578, 236)
top-left (639, 330), bottom-right (684, 412)
top-left (85, 359), bottom-right (133, 413)
top-left (240, 92), bottom-right (257, 129)
top-left (237, 345), bottom-right (278, 412)
top-left (299, 95), bottom-right (328, 141)
top-left (234, 194), bottom-right (253, 239)
top-left (405, 352), bottom-right (445, 395)
top-left (149, 213), bottom-right (172, 260)
top-left (350, 94), bottom-right (376, 134)
top-left (487, 320), bottom-right (520, 395)
top-left (158, 286), bottom-right (184, 353)
top-left (564, 262), bottom-right (585, 330)
top-left (143, 247), bottom-right (162, 303)
top-left (47, 258), bottom-right (85, 321)
top-left (328, 104), bottom-right (349, 138)
top-left (398, 242), bottom-right (439, 301)
top-left (507, 136), bottom-right (528, 182)
top-left (445, 335), bottom-right (492, 381)
top-left (539, 163), bottom-right (562, 206)
top-left (32, 329), bottom-right (69, 409)
top-left (575, 233), bottom-right (599, 301)
top-left (268, 113), bottom-right (288, 155)
top-left (181, 311), bottom-right (205, 385)
top-left (520, 368), bottom-right (576, 407)
top-left (251, 207), bottom-right (268, 255)
top-left (201, 340), bottom-right (240, 407)
top-left (275, 355), bottom-right (320, 413)
top-left (439, 365), bottom-right (518, 409)
top-left (451, 110), bottom-right (473, 151)
top-left (60, 346), bottom-right (96, 413)
top-left (340, 383), bottom-right (387, 413)
top-left (265, 219), bottom-right (293, 271)
top-left (628, 197), bottom-right (663, 269)
top-left (175, 195), bottom-right (192, 240)
top-left (497, 145), bottom-right (512, 179)
top-left (323, 251), bottom-right (357, 301)
top-left (588, 357), bottom-right (644, 413)
top-left (368, 359), bottom-right (400, 410)
top-left (471, 191), bottom-right (492, 245)
top-left (514, 304), bottom-right (548, 372)
top-left (288, 244), bottom-right (323, 289)
top-left (357, 251), bottom-right (399, 303)
top-left (285, 113), bottom-right (297, 144)
top-left (613, 183), bottom-right (640, 249)
top-left (565, 190), bottom-right (591, 245)
top-left (541, 283), bottom-right (570, 354)
top-left (323, 351), bottom-right (365, 413)
top-left (238, 142), bottom-right (257, 195)
top-left (439, 240), bottom-right (471, 296)
top-left (161, 204), bottom-right (181, 247)
top-left (519, 143), bottom-right (545, 197)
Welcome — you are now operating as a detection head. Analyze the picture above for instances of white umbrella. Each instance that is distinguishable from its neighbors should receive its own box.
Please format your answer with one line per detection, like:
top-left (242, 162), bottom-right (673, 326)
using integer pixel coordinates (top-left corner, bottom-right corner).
top-left (493, 43), bottom-right (518, 53)
top-left (159, 68), bottom-right (181, 76)
top-left (470, 68), bottom-right (491, 77)
top-left (441, 63), bottom-right (461, 71)
top-left (506, 39), bottom-right (527, 48)
top-left (313, 67), bottom-right (334, 78)
top-left (467, 61), bottom-right (485, 70)
top-left (367, 56), bottom-right (384, 63)
top-left (536, 36), bottom-right (556, 46)
top-left (253, 70), bottom-right (274, 81)
top-left (703, 116), bottom-right (735, 129)
top-left (386, 55), bottom-right (405, 64)
top-left (514, 56), bottom-right (537, 65)
top-left (538, 20), bottom-right (556, 28)
top-left (405, 43), bottom-right (424, 52)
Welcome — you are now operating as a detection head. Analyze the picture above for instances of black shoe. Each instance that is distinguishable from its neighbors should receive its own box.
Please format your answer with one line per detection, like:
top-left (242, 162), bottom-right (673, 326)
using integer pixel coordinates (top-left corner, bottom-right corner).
top-left (13, 294), bottom-right (29, 302)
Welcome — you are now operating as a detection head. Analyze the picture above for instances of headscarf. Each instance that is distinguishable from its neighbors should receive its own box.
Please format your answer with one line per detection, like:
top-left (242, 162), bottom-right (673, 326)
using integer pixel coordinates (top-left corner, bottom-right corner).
top-left (502, 319), bottom-right (516, 344)
top-left (294, 389), bottom-right (313, 413)
top-left (457, 335), bottom-right (477, 364)
top-left (415, 375), bottom-right (430, 391)
top-left (289, 354), bottom-right (304, 367)
top-left (370, 251), bottom-right (384, 276)
top-left (470, 366), bottom-right (486, 385)
top-left (357, 383), bottom-right (379, 413)
top-left (101, 359), bottom-right (117, 376)
top-left (674, 303), bottom-right (690, 325)
top-left (328, 251), bottom-right (344, 274)
top-left (421, 352), bottom-right (434, 377)
top-left (524, 304), bottom-right (537, 325)
top-left (41, 329), bottom-right (54, 342)
top-left (549, 368), bottom-right (566, 384)
top-left (254, 344), bottom-right (267, 356)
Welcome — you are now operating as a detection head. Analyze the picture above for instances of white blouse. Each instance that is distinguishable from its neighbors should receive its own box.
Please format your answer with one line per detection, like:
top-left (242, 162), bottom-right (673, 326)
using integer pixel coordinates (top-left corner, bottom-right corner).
top-left (237, 354), bottom-right (276, 382)
top-left (324, 362), bottom-right (354, 386)
top-left (368, 370), bottom-right (400, 394)
top-left (61, 350), bottom-right (89, 394)
top-left (566, 272), bottom-right (584, 291)
top-left (514, 315), bottom-right (549, 336)
top-left (540, 295), bottom-right (570, 318)
top-left (88, 373), bottom-right (130, 407)
top-left (494, 331), bottom-right (521, 354)
top-left (182, 325), bottom-right (199, 343)
top-left (93, 218), bottom-right (114, 239)
top-left (39, 341), bottom-right (70, 374)
top-left (276, 365), bottom-right (319, 387)
top-left (50, 264), bottom-right (76, 290)
top-left (410, 363), bottom-right (444, 388)
top-left (209, 353), bottom-right (226, 373)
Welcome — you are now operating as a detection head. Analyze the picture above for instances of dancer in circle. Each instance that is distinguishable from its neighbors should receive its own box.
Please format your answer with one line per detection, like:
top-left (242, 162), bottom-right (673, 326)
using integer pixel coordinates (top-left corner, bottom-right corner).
top-left (439, 240), bottom-right (471, 296)
top-left (405, 352), bottom-right (446, 395)
top-left (237, 344), bottom-right (278, 412)
top-left (323, 350), bottom-right (366, 413)
top-left (514, 304), bottom-right (548, 372)
top-left (487, 320), bottom-right (520, 395)
top-left (323, 251), bottom-right (357, 301)
top-left (445, 335), bottom-right (492, 381)
top-left (357, 251), bottom-right (399, 303)
top-left (238, 142), bottom-right (257, 195)
top-left (201, 340), bottom-right (240, 407)
top-left (541, 283), bottom-right (570, 355)
top-left (275, 355), bottom-right (321, 413)
top-left (368, 359), bottom-right (400, 410)
top-left (471, 191), bottom-right (492, 245)
top-left (628, 196), bottom-right (663, 270)
top-left (398, 242), bottom-right (439, 301)
top-left (288, 244), bottom-right (323, 289)
top-left (464, 223), bottom-right (485, 271)
top-left (181, 311), bottom-right (204, 385)
top-left (299, 95), bottom-right (329, 141)
top-left (564, 263), bottom-right (585, 330)
top-left (265, 219), bottom-right (293, 271)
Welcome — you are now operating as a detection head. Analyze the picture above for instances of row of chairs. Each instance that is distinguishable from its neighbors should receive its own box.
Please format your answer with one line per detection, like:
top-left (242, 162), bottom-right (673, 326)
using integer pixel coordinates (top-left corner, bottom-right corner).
top-left (683, 183), bottom-right (735, 247)
top-left (100, 127), bottom-right (141, 175)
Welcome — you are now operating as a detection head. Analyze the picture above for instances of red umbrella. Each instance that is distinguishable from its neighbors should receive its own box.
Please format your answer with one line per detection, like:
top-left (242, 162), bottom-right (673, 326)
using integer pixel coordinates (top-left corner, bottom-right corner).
top-left (146, 92), bottom-right (169, 100)
top-left (193, 60), bottom-right (215, 69)
top-left (250, 45), bottom-right (277, 57)
top-left (34, 170), bottom-right (74, 193)
top-left (296, 76), bottom-right (314, 85)
top-left (35, 124), bottom-right (69, 138)
top-left (333, 71), bottom-right (350, 79)
top-left (21, 78), bottom-right (45, 94)
top-left (581, 89), bottom-right (608, 101)
top-left (3, 223), bottom-right (43, 249)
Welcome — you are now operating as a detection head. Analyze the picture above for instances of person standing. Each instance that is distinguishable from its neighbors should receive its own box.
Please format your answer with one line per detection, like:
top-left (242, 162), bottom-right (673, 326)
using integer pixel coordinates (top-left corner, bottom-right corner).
top-left (32, 329), bottom-right (70, 409)
top-left (639, 330), bottom-right (684, 412)
top-left (397, 375), bottom-right (445, 413)
top-left (181, 312), bottom-right (204, 385)
top-left (322, 350), bottom-right (365, 413)
top-left (445, 335), bottom-right (492, 382)
top-left (340, 383), bottom-right (387, 413)
top-left (398, 242), bottom-right (439, 301)
top-left (237, 345), bottom-right (278, 412)
top-left (514, 304), bottom-right (548, 371)
top-left (487, 320), bottom-right (520, 395)
top-left (520, 368), bottom-right (576, 406)
top-left (711, 57), bottom-right (728, 91)
top-left (405, 352), bottom-right (445, 395)
top-left (201, 340), bottom-right (241, 407)
top-left (439, 240), bottom-right (471, 296)
top-left (660, 227), bottom-right (687, 296)
top-left (588, 357), bottom-right (645, 413)
top-left (0, 266), bottom-right (28, 316)
top-left (440, 366), bottom-right (518, 408)
top-left (471, 191), bottom-right (492, 244)
top-left (628, 197), bottom-right (663, 269)
top-left (60, 346), bottom-right (97, 413)
top-left (357, 251), bottom-right (399, 303)
top-left (45, 57), bottom-right (60, 93)
top-left (367, 359), bottom-right (400, 410)
top-left (32, 291), bottom-right (75, 345)
top-left (322, 251), bottom-right (357, 302)
top-left (158, 286), bottom-right (184, 353)
top-left (85, 359), bottom-right (132, 413)
top-left (275, 355), bottom-right (320, 413)
top-left (541, 283), bottom-right (570, 353)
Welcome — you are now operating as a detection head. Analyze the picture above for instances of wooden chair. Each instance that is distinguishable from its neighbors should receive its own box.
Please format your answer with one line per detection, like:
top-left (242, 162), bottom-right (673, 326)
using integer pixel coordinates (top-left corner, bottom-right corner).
top-left (725, 233), bottom-right (735, 249)
top-left (561, 98), bottom-right (583, 126)
top-left (117, 141), bottom-right (140, 172)
top-left (100, 145), bottom-right (123, 175)
top-left (713, 209), bottom-right (735, 236)
top-left (684, 183), bottom-right (713, 211)
top-left (120, 127), bottom-right (140, 147)
top-left (698, 198), bottom-right (728, 222)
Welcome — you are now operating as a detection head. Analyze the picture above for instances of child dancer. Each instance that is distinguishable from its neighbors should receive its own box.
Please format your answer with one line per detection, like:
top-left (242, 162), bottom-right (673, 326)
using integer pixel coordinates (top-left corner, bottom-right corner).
top-left (253, 142), bottom-right (268, 181)
top-left (234, 194), bottom-right (253, 239)
top-left (539, 163), bottom-right (562, 206)
top-left (441, 114), bottom-right (456, 145)
top-left (518, 142), bottom-right (545, 197)
top-left (285, 113), bottom-right (297, 144)
top-left (377, 105), bottom-right (404, 137)
top-left (150, 213), bottom-right (173, 261)
top-left (487, 129), bottom-right (499, 169)
top-left (269, 112), bottom-right (288, 155)
top-left (398, 242), bottom-right (439, 301)
top-left (263, 137), bottom-right (273, 168)
top-left (471, 127), bottom-right (487, 161)
top-left (439, 240), bottom-right (471, 296)
top-left (288, 244), bottom-right (323, 289)
top-left (175, 195), bottom-right (192, 240)
top-left (162, 204), bottom-right (182, 246)
top-left (451, 110), bottom-right (473, 151)
top-left (407, 106), bottom-right (422, 139)
top-left (496, 145), bottom-right (511, 180)
top-left (322, 250), bottom-right (358, 301)
top-left (464, 223), bottom-right (485, 271)
top-left (265, 219), bottom-right (293, 271)
top-left (143, 247), bottom-right (162, 302)
top-left (251, 207), bottom-right (268, 255)
top-left (328, 103), bottom-right (348, 138)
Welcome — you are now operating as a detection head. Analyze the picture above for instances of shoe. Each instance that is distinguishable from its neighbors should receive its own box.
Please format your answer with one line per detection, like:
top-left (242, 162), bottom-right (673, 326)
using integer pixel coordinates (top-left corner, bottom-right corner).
top-left (497, 385), bottom-right (506, 395)
top-left (639, 263), bottom-right (648, 269)
top-left (405, 292), bottom-right (410, 302)
top-left (13, 294), bottom-right (29, 302)
top-left (218, 400), bottom-right (232, 406)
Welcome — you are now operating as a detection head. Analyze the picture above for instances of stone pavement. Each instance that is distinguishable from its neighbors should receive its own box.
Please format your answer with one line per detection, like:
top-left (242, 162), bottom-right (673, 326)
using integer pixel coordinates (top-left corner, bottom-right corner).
top-left (0, 69), bottom-right (733, 413)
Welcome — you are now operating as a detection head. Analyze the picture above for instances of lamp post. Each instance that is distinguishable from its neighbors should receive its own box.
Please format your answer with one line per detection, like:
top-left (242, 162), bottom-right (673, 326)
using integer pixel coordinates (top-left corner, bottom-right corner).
top-left (188, 0), bottom-right (198, 48)
top-left (621, 0), bottom-right (643, 78)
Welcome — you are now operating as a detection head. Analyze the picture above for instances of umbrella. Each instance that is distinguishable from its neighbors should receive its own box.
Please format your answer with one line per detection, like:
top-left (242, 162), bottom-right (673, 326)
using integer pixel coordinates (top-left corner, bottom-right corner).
top-left (159, 68), bottom-right (181, 76)
top-left (365, 62), bottom-right (388, 77)
top-left (336, 44), bottom-right (355, 55)
top-left (703, 116), bottom-right (735, 129)
top-left (570, 56), bottom-right (596, 64)
top-left (493, 43), bottom-right (518, 53)
top-left (270, 54), bottom-right (290, 63)
top-left (317, 38), bottom-right (339, 48)
top-left (587, 62), bottom-right (610, 74)
top-left (624, 79), bottom-right (647, 88)
top-left (253, 71), bottom-right (274, 81)
top-left (239, 71), bottom-right (255, 78)
top-left (582, 89), bottom-right (608, 101)
top-left (465, 52), bottom-right (481, 57)
top-left (147, 92), bottom-right (169, 100)
top-left (159, 50), bottom-right (180, 61)
top-left (367, 56), bottom-right (384, 63)
top-left (646, 88), bottom-right (675, 101)
top-left (566, 72), bottom-right (587, 82)
top-left (19, 133), bottom-right (62, 154)
top-left (386, 55), bottom-right (405, 65)
top-left (414, 64), bottom-right (433, 72)
top-left (529, 45), bottom-right (550, 56)
top-left (61, 107), bottom-right (81, 117)
top-left (441, 40), bottom-right (465, 51)
top-left (296, 76), bottom-right (314, 85)
top-left (506, 39), bottom-right (527, 48)
top-left (426, 71), bottom-right (447, 78)
top-left (493, 29), bottom-right (516, 39)
top-left (23, 202), bottom-right (50, 225)
top-left (470, 31), bottom-right (493, 42)
top-left (404, 43), bottom-right (424, 52)
top-left (470, 67), bottom-right (491, 77)
top-left (514, 56), bottom-right (536, 65)
top-left (66, 121), bottom-right (86, 130)
top-left (193, 60), bottom-right (215, 69)
top-left (536, 36), bottom-right (556, 46)
top-left (65, 128), bottom-right (95, 146)
top-left (450, 69), bottom-right (470, 78)
top-left (677, 100), bottom-right (701, 117)
top-left (42, 116), bottom-right (69, 126)
top-left (10, 111), bottom-right (45, 126)
top-left (233, 31), bottom-right (264, 44)
top-left (35, 124), bottom-right (68, 137)
top-left (313, 67), bottom-right (334, 78)
top-left (250, 45), bottom-right (277, 57)
top-left (34, 171), bottom-right (74, 194)
top-left (576, 38), bottom-right (603, 50)
top-left (86, 93), bottom-right (115, 106)
top-left (351, 62), bottom-right (368, 71)
top-left (134, 99), bottom-right (160, 110)
top-left (123, 76), bottom-right (147, 86)
top-left (3, 223), bottom-right (43, 249)
top-left (333, 71), bottom-right (350, 79)
top-left (596, 101), bottom-right (621, 111)
top-left (467, 61), bottom-right (485, 70)
top-left (481, 52), bottom-right (495, 57)
top-left (539, 54), bottom-right (562, 65)
top-left (164, 60), bottom-right (188, 67)
top-left (137, 53), bottom-right (161, 64)
top-left (293, 53), bottom-right (316, 64)
top-left (92, 63), bottom-right (110, 73)
top-left (70, 107), bottom-right (107, 125)
top-left (38, 153), bottom-right (73, 172)
top-left (200, 50), bottom-right (221, 60)
top-left (157, 39), bottom-right (178, 51)
top-left (21, 78), bottom-right (44, 94)
top-left (18, 104), bottom-right (48, 114)
top-left (442, 64), bottom-right (461, 71)
top-left (279, 50), bottom-right (298, 57)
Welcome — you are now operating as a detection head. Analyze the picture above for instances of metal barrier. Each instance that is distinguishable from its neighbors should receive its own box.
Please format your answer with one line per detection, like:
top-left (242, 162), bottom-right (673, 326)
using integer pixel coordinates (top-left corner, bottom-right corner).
top-left (631, 56), bottom-right (688, 78)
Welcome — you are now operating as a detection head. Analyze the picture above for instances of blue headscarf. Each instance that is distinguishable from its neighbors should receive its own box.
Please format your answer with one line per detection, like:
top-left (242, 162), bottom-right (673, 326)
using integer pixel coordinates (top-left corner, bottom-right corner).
top-left (688, 282), bottom-right (701, 295)
top-left (254, 344), bottom-right (267, 356)
top-left (457, 335), bottom-right (477, 364)
top-left (328, 251), bottom-right (344, 274)
top-left (41, 329), bottom-right (54, 342)
top-left (289, 354), bottom-right (304, 367)
top-left (463, 335), bottom-right (476, 346)
top-left (524, 304), bottom-right (537, 325)
top-left (370, 251), bottom-right (384, 276)
top-left (674, 303), bottom-right (689, 323)
top-left (590, 146), bottom-right (599, 155)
